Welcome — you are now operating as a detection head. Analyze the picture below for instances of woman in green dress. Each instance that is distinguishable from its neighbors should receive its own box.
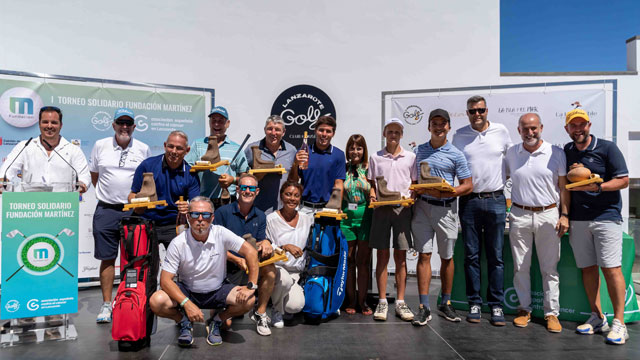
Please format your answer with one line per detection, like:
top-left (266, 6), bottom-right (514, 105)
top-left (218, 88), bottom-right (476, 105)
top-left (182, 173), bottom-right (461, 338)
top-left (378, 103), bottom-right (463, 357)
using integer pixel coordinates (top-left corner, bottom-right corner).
top-left (341, 134), bottom-right (374, 315)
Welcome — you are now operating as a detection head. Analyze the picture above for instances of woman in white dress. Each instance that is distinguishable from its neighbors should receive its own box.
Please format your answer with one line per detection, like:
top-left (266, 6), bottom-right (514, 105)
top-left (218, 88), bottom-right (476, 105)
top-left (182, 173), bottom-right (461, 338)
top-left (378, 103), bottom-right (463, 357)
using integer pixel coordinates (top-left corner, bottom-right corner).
top-left (266, 181), bottom-right (314, 327)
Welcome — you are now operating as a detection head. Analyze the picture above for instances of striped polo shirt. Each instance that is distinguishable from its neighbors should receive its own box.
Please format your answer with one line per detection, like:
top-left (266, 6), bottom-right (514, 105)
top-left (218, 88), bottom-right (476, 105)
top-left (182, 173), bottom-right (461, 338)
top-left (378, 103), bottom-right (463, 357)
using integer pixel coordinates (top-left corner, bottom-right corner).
top-left (184, 136), bottom-right (250, 198)
top-left (414, 140), bottom-right (471, 200)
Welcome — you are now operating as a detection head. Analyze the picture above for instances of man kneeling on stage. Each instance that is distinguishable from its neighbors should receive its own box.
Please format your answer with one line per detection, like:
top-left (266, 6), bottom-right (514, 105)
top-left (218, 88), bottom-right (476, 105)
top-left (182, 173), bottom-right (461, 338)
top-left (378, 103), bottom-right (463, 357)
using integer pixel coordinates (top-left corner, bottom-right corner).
top-left (149, 196), bottom-right (259, 347)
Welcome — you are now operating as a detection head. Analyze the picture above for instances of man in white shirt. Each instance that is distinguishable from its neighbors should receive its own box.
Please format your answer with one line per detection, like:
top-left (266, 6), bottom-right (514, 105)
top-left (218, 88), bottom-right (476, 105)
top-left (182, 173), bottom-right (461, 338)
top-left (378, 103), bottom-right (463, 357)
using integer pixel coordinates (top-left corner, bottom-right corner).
top-left (149, 196), bottom-right (259, 347)
top-left (452, 95), bottom-right (512, 326)
top-left (505, 113), bottom-right (569, 333)
top-left (0, 106), bottom-right (90, 193)
top-left (90, 107), bottom-right (152, 324)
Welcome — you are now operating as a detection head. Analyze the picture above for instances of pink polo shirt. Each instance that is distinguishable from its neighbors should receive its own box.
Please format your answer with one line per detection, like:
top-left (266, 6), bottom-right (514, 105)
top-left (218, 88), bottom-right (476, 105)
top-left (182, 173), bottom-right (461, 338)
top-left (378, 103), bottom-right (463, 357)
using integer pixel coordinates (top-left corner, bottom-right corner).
top-left (368, 147), bottom-right (417, 198)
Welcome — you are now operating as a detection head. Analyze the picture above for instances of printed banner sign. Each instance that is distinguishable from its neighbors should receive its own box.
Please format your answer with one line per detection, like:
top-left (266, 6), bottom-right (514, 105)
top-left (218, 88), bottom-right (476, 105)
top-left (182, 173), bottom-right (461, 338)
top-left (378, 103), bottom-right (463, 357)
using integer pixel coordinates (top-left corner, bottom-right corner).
top-left (388, 87), bottom-right (607, 150)
top-left (1, 192), bottom-right (79, 319)
top-left (0, 75), bottom-right (210, 281)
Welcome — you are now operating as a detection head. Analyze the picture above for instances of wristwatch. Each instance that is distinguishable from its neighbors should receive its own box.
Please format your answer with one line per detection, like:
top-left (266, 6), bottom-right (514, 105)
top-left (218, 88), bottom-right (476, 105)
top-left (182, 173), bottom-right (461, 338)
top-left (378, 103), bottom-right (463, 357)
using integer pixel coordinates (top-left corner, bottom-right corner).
top-left (246, 281), bottom-right (258, 290)
top-left (595, 182), bottom-right (602, 193)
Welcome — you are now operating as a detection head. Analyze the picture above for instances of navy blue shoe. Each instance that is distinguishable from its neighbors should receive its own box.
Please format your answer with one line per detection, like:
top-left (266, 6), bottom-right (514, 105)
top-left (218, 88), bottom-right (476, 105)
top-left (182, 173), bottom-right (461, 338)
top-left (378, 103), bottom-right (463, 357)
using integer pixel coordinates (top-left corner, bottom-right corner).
top-left (466, 304), bottom-right (481, 323)
top-left (177, 319), bottom-right (194, 347)
top-left (490, 307), bottom-right (505, 326)
top-left (206, 320), bottom-right (223, 346)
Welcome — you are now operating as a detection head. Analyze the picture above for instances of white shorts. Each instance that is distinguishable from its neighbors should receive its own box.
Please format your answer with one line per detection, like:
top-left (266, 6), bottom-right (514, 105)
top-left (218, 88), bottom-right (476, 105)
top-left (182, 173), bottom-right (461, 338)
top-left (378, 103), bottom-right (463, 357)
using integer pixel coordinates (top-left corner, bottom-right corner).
top-left (568, 220), bottom-right (623, 268)
top-left (411, 199), bottom-right (458, 259)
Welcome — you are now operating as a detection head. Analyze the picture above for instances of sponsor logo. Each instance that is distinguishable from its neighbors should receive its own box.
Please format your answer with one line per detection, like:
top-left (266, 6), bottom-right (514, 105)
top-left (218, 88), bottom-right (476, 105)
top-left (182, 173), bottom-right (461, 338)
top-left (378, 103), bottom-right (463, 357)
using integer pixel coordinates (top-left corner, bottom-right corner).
top-left (27, 299), bottom-right (40, 311)
top-left (135, 115), bottom-right (149, 132)
top-left (5, 299), bottom-right (20, 313)
top-left (91, 111), bottom-right (112, 131)
top-left (503, 287), bottom-right (519, 310)
top-left (82, 266), bottom-right (98, 272)
top-left (71, 139), bottom-right (81, 146)
top-left (270, 85), bottom-right (336, 149)
top-left (336, 249), bottom-right (347, 297)
top-left (0, 87), bottom-right (44, 128)
top-left (406, 248), bottom-right (419, 262)
top-left (403, 105), bottom-right (424, 125)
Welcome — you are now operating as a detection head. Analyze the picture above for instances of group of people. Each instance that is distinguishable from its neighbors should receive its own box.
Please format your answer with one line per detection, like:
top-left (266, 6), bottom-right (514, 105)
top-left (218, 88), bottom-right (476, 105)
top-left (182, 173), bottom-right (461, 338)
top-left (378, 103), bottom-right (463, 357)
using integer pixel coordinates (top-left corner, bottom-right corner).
top-left (0, 94), bottom-right (630, 347)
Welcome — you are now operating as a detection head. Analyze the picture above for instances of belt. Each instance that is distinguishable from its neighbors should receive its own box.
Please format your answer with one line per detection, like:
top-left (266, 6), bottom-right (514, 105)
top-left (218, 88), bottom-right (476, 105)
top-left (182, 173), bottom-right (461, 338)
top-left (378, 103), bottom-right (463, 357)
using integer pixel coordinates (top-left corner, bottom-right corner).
top-left (97, 200), bottom-right (125, 211)
top-left (422, 197), bottom-right (456, 207)
top-left (468, 190), bottom-right (503, 199)
top-left (512, 202), bottom-right (557, 212)
top-left (302, 201), bottom-right (327, 209)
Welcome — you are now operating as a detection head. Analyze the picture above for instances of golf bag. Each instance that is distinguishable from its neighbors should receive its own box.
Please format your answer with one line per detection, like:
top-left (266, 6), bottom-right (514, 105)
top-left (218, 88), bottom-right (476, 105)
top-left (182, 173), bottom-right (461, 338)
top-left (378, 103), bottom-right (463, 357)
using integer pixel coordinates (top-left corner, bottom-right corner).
top-left (302, 218), bottom-right (348, 321)
top-left (112, 216), bottom-right (159, 352)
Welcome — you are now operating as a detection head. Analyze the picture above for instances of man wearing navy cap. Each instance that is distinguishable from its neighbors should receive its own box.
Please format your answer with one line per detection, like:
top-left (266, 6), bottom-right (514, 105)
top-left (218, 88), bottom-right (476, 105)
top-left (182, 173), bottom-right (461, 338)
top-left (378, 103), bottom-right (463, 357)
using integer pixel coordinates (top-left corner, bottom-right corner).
top-left (90, 107), bottom-right (152, 323)
top-left (185, 106), bottom-right (250, 208)
top-left (563, 108), bottom-right (630, 345)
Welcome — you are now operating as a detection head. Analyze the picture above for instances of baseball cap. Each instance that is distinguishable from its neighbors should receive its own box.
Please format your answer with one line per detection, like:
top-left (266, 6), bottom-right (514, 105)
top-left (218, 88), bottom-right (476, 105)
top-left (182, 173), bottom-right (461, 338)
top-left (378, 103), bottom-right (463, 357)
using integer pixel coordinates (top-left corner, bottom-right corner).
top-left (209, 106), bottom-right (229, 119)
top-left (565, 109), bottom-right (590, 125)
top-left (114, 107), bottom-right (135, 124)
top-left (384, 118), bottom-right (404, 130)
top-left (428, 108), bottom-right (450, 123)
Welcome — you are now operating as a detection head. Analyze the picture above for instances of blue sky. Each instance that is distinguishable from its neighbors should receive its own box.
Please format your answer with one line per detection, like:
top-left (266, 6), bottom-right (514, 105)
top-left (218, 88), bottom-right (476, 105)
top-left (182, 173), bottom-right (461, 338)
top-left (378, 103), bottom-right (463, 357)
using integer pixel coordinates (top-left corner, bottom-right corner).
top-left (501, 0), bottom-right (640, 72)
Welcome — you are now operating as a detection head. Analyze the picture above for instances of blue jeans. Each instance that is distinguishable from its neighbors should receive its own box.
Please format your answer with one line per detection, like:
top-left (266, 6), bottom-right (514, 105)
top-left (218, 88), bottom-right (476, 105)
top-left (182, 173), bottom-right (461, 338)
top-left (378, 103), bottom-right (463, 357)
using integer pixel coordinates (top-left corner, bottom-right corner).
top-left (459, 192), bottom-right (506, 308)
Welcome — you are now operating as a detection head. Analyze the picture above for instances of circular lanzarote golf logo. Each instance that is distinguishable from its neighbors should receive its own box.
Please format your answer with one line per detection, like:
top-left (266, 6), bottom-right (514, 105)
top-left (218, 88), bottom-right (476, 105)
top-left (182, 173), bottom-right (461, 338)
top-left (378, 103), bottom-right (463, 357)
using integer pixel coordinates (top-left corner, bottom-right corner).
top-left (0, 87), bottom-right (44, 128)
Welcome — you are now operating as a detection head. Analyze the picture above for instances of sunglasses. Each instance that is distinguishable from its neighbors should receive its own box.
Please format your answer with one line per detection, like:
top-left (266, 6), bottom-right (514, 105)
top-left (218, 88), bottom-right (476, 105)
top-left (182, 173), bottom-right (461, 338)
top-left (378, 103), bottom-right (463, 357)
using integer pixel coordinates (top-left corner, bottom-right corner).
top-left (467, 108), bottom-right (487, 115)
top-left (115, 120), bottom-right (134, 126)
top-left (188, 211), bottom-right (213, 219)
top-left (239, 185), bottom-right (257, 192)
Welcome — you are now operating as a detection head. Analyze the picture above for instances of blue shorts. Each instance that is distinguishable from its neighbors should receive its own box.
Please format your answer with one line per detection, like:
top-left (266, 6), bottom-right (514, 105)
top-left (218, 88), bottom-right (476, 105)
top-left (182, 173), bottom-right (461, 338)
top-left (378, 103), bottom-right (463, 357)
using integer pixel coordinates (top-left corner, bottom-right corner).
top-left (93, 202), bottom-right (131, 260)
top-left (177, 281), bottom-right (236, 309)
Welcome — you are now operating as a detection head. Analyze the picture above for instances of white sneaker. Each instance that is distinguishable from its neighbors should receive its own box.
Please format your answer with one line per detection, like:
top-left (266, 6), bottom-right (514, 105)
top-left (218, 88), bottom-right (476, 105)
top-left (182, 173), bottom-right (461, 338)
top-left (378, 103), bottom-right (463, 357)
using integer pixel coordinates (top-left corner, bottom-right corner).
top-left (96, 302), bottom-right (112, 323)
top-left (251, 311), bottom-right (272, 336)
top-left (373, 302), bottom-right (388, 321)
top-left (271, 308), bottom-right (284, 329)
top-left (395, 302), bottom-right (414, 321)
top-left (576, 312), bottom-right (610, 335)
top-left (606, 319), bottom-right (629, 345)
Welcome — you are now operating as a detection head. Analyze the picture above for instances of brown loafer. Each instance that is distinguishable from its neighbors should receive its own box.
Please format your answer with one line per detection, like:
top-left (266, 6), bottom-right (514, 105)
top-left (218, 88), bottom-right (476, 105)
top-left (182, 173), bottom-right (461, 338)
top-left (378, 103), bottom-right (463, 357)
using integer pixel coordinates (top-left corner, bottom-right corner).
top-left (545, 315), bottom-right (562, 333)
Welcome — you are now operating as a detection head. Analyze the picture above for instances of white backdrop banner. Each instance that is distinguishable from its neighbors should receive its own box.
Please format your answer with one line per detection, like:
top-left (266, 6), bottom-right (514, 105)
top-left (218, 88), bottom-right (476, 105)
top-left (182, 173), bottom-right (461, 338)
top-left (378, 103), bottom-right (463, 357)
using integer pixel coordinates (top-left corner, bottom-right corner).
top-left (381, 81), bottom-right (613, 275)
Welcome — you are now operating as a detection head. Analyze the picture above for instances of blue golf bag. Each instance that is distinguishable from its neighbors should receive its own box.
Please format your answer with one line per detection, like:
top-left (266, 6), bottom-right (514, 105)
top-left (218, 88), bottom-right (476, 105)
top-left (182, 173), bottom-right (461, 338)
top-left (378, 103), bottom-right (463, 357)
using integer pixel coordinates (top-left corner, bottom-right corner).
top-left (302, 218), bottom-right (348, 321)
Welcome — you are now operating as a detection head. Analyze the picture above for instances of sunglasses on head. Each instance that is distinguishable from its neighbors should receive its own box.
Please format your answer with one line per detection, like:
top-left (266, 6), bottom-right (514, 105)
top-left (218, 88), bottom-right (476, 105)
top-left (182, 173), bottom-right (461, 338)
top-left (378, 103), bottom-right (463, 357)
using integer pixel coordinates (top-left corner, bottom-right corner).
top-left (239, 185), bottom-right (257, 192)
top-left (188, 211), bottom-right (213, 219)
top-left (467, 108), bottom-right (487, 115)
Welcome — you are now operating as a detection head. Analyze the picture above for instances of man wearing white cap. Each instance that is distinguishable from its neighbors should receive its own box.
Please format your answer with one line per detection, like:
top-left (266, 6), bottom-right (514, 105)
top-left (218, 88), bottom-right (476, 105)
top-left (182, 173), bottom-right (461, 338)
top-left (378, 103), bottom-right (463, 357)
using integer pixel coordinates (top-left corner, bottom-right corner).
top-left (90, 107), bottom-right (152, 323)
top-left (368, 118), bottom-right (417, 322)
top-left (563, 108), bottom-right (630, 345)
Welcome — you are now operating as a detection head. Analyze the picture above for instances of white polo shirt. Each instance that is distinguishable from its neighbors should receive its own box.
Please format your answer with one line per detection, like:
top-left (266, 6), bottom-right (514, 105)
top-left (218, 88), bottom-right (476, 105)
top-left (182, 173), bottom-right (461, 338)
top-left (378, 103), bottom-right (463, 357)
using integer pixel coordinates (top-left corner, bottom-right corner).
top-left (0, 136), bottom-right (91, 192)
top-left (505, 141), bottom-right (566, 207)
top-left (452, 122), bottom-right (512, 193)
top-left (89, 137), bottom-right (151, 204)
top-left (163, 224), bottom-right (245, 293)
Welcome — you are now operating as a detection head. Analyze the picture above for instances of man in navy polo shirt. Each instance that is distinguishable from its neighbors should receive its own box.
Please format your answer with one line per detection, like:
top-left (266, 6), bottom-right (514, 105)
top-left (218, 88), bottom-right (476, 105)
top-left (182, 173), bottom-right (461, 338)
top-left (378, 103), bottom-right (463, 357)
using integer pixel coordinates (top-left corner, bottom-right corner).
top-left (563, 108), bottom-right (630, 345)
top-left (129, 131), bottom-right (201, 248)
top-left (214, 174), bottom-right (276, 337)
top-left (288, 115), bottom-right (346, 213)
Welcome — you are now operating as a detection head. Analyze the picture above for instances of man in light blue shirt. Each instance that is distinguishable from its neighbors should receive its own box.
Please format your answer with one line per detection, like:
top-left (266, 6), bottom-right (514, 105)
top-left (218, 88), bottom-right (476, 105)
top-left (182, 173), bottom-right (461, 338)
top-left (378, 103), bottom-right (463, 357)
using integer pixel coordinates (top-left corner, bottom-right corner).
top-left (185, 106), bottom-right (249, 208)
top-left (411, 109), bottom-right (472, 326)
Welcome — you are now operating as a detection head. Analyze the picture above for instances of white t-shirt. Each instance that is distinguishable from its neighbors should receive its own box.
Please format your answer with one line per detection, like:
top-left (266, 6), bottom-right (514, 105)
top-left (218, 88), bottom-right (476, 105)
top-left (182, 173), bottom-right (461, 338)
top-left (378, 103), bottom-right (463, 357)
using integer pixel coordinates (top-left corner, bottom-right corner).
top-left (266, 211), bottom-right (314, 273)
top-left (89, 137), bottom-right (151, 204)
top-left (452, 122), bottom-right (512, 193)
top-left (163, 225), bottom-right (245, 293)
top-left (505, 141), bottom-right (567, 207)
top-left (0, 136), bottom-right (91, 191)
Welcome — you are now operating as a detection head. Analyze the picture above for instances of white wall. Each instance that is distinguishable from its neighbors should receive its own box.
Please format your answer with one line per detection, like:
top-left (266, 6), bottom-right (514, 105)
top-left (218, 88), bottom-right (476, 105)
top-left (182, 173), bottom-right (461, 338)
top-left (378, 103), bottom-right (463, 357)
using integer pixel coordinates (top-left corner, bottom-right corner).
top-left (0, 0), bottom-right (500, 150)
